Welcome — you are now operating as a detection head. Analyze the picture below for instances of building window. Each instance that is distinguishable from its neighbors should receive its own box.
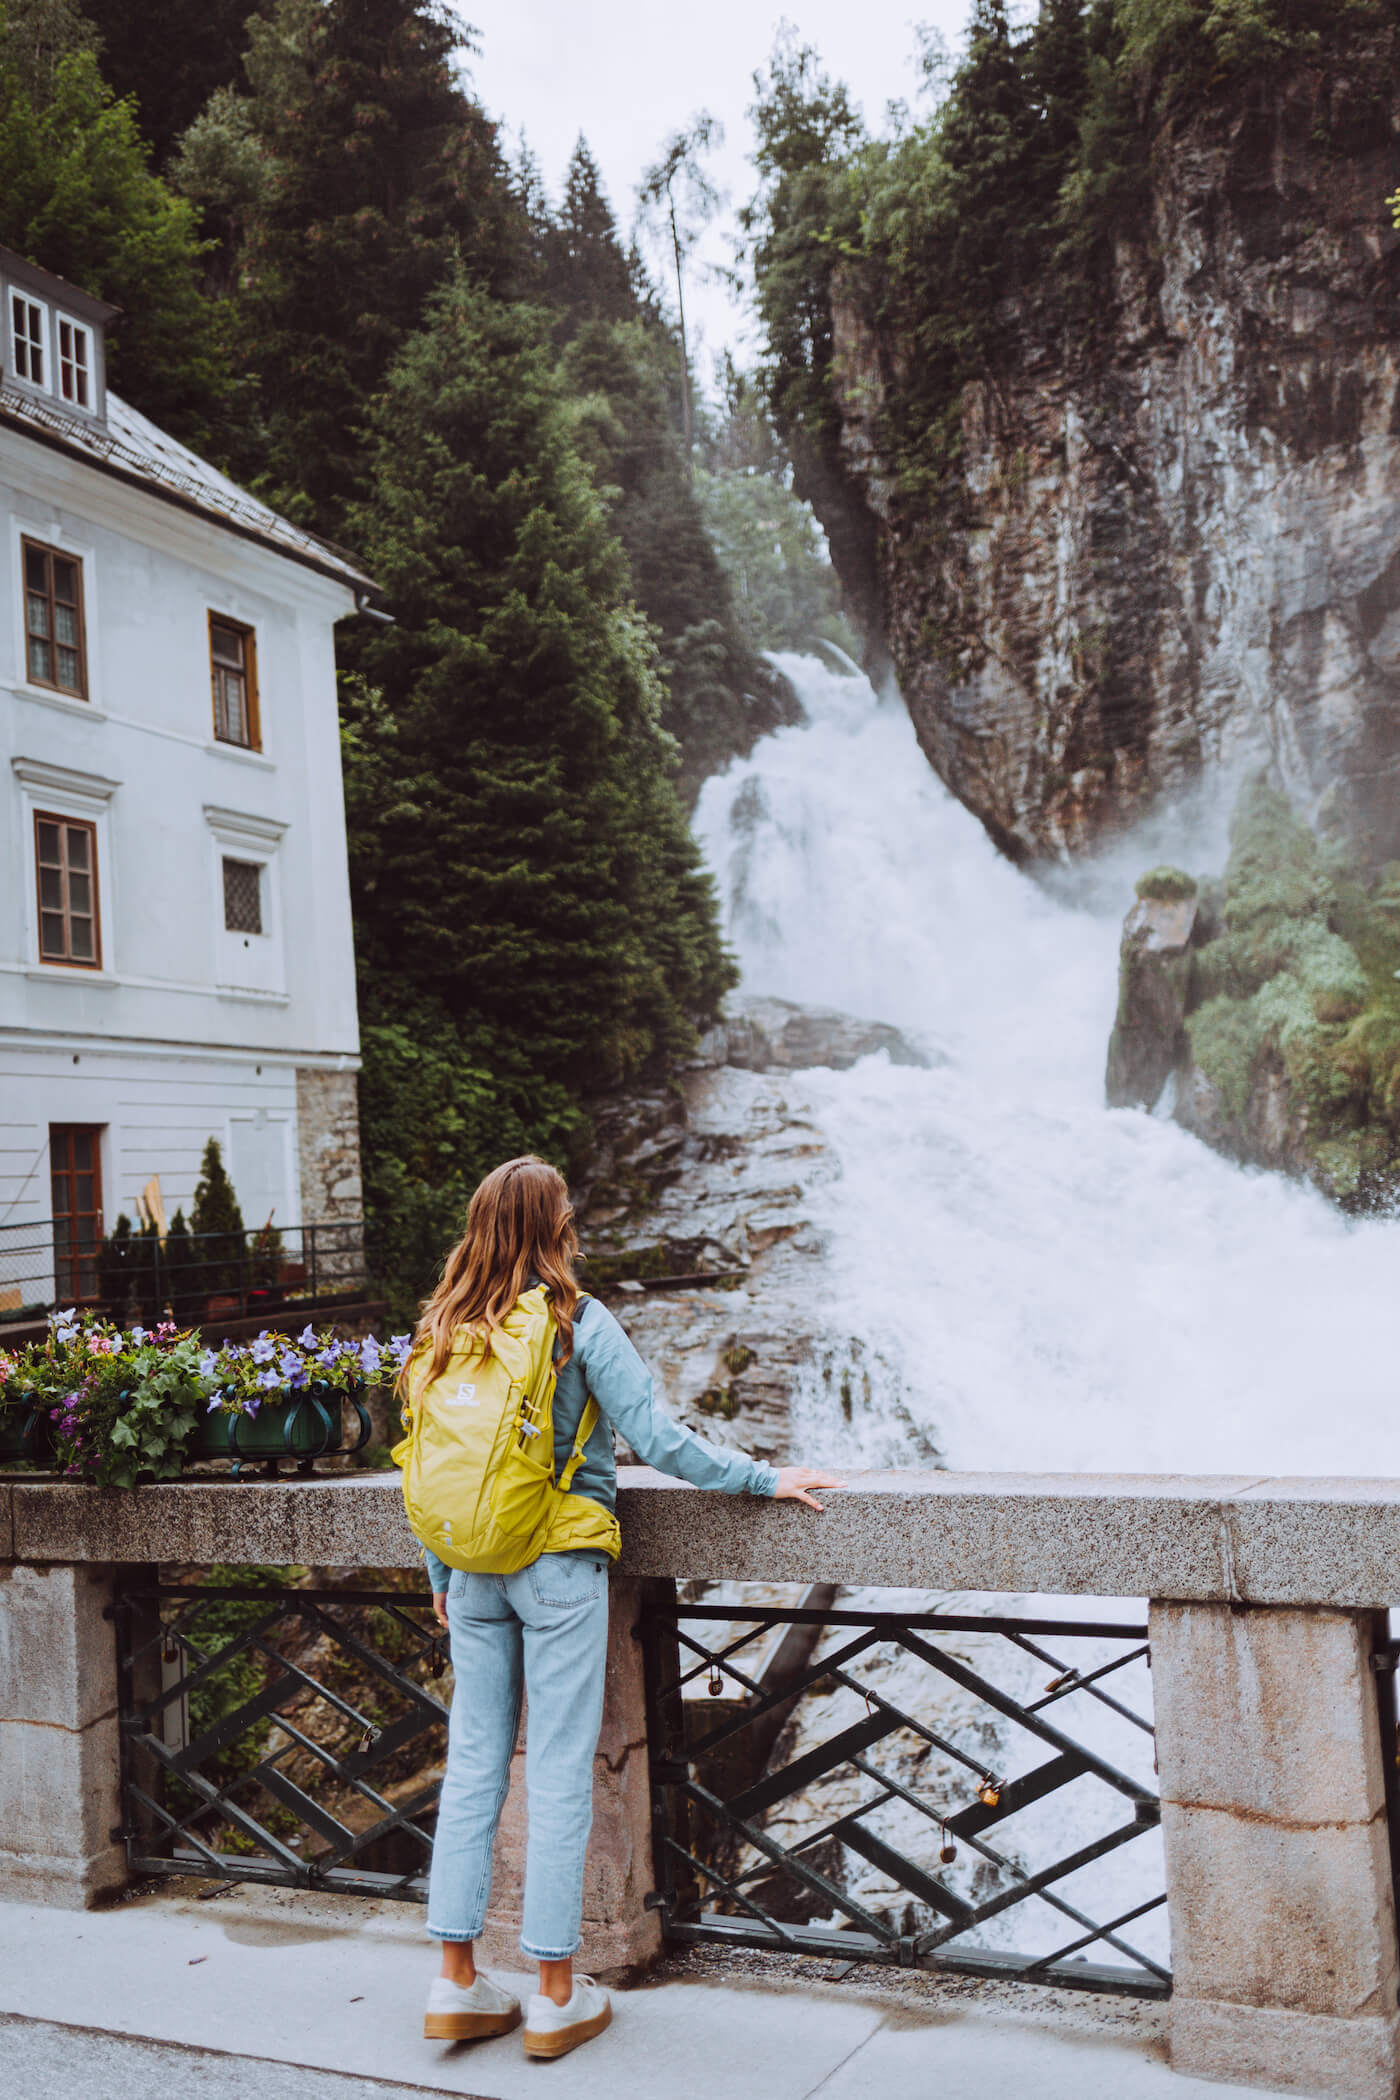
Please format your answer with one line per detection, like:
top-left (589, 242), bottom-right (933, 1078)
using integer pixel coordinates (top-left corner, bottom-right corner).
top-left (50, 1125), bottom-right (103, 1302)
top-left (222, 856), bottom-right (263, 935)
top-left (210, 616), bottom-right (259, 748)
top-left (23, 538), bottom-right (86, 696)
top-left (56, 315), bottom-right (92, 408)
top-left (35, 811), bottom-right (101, 967)
top-left (10, 290), bottom-right (47, 389)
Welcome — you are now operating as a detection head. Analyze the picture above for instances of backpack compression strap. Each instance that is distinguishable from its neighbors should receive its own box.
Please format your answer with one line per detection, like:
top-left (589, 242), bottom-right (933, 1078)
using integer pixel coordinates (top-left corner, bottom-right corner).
top-left (558, 1398), bottom-right (600, 1492)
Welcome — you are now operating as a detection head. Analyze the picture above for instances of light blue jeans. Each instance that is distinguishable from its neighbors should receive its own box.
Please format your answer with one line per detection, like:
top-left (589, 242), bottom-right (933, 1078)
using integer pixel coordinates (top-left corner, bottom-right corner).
top-left (426, 1549), bottom-right (610, 1959)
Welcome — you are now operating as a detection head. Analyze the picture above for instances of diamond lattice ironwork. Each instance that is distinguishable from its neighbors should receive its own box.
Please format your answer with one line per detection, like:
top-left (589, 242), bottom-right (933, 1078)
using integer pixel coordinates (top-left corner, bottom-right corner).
top-left (114, 1582), bottom-right (450, 1898)
top-left (639, 1593), bottom-right (1169, 1997)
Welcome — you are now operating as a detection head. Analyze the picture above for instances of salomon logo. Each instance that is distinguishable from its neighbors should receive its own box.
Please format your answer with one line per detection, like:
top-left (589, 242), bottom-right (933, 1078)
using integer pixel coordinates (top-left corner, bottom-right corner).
top-left (444, 1382), bottom-right (479, 1408)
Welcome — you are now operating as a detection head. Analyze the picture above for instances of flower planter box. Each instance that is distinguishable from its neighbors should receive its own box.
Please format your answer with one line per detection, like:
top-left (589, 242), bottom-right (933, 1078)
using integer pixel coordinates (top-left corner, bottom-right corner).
top-left (0, 1394), bottom-right (50, 1465)
top-left (198, 1380), bottom-right (371, 1477)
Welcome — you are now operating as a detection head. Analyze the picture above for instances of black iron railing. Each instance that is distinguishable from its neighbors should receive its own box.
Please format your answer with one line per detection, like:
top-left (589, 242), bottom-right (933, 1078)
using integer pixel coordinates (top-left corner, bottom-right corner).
top-left (639, 1591), bottom-right (1169, 1997)
top-left (0, 1217), bottom-right (370, 1327)
top-left (112, 1581), bottom-right (448, 1898)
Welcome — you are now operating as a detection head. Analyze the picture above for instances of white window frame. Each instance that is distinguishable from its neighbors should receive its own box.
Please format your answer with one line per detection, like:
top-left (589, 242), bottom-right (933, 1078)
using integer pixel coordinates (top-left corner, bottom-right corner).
top-left (11, 756), bottom-right (120, 979)
top-left (9, 288), bottom-right (50, 393)
top-left (203, 804), bottom-right (287, 999)
top-left (8, 515), bottom-right (102, 713)
top-left (55, 311), bottom-right (93, 411)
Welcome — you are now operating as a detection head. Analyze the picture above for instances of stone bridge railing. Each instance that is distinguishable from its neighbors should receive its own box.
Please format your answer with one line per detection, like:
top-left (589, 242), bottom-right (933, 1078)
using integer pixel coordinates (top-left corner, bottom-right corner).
top-left (4, 1468), bottom-right (1400, 2100)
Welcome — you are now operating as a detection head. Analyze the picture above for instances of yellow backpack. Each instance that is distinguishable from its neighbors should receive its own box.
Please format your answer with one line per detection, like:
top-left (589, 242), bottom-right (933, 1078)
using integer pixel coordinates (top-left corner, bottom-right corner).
top-left (392, 1285), bottom-right (621, 1574)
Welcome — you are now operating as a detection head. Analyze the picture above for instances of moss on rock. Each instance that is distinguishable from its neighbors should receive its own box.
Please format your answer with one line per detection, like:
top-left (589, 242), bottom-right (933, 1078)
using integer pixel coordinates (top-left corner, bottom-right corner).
top-left (1122, 772), bottom-right (1400, 1209)
top-left (1135, 865), bottom-right (1198, 903)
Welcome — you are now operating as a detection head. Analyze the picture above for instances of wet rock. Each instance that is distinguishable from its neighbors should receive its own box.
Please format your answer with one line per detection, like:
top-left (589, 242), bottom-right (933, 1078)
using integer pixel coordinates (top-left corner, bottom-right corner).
top-left (1105, 880), bottom-right (1199, 1110)
top-left (696, 996), bottom-right (935, 1076)
top-left (578, 999), bottom-right (940, 1470)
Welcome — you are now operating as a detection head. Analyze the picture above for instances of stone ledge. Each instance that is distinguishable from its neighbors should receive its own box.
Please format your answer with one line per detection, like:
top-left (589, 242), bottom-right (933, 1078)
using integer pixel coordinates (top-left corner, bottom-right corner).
top-left (5, 1467), bottom-right (1400, 1604)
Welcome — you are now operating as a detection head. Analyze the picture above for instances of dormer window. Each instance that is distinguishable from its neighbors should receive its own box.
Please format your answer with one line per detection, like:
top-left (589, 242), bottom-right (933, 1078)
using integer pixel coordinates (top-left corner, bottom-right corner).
top-left (57, 315), bottom-right (91, 408)
top-left (10, 290), bottom-right (47, 390)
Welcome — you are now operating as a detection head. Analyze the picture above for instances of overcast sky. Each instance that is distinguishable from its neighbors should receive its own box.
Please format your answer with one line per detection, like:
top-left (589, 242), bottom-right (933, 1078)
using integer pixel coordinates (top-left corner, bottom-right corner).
top-left (450, 1), bottom-right (980, 381)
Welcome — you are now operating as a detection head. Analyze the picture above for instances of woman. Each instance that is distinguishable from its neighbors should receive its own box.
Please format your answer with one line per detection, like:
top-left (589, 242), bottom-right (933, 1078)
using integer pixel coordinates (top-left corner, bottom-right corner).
top-left (405, 1155), bottom-right (843, 2059)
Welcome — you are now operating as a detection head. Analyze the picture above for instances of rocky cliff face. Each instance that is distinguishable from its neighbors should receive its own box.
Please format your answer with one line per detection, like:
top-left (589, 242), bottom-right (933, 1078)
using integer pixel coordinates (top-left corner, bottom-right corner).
top-left (823, 66), bottom-right (1400, 864)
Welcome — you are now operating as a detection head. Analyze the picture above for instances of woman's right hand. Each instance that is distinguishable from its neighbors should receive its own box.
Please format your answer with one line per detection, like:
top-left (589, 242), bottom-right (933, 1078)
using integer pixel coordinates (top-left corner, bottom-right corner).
top-left (772, 1466), bottom-right (847, 1511)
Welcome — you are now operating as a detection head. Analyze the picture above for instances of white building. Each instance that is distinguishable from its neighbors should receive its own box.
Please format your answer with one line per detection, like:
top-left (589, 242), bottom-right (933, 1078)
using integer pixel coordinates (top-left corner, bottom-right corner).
top-left (0, 247), bottom-right (374, 1309)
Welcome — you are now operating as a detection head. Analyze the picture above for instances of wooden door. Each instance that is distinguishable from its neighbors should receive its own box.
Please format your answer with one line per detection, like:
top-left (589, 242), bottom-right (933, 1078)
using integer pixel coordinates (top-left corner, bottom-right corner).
top-left (50, 1124), bottom-right (103, 1303)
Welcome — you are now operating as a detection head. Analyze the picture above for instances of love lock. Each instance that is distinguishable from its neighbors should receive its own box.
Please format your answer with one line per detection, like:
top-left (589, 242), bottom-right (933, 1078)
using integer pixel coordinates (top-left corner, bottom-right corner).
top-left (359, 1723), bottom-right (382, 1754)
top-left (977, 1777), bottom-right (1002, 1809)
top-left (708, 1666), bottom-right (724, 1698)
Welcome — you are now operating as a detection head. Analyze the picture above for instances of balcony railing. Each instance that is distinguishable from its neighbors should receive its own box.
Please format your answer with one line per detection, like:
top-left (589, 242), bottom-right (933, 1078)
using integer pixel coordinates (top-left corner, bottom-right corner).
top-left (0, 1216), bottom-right (371, 1329)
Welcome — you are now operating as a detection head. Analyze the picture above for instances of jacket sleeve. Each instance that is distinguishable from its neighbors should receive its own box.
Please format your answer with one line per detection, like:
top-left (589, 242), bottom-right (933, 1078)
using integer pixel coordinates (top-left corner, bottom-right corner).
top-left (422, 1546), bottom-right (452, 1594)
top-left (579, 1299), bottom-right (778, 1496)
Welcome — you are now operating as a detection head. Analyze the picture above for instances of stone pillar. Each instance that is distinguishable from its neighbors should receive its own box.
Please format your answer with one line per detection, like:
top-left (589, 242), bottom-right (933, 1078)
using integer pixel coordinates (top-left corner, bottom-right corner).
top-left (1151, 1600), bottom-right (1400, 2099)
top-left (0, 1562), bottom-right (128, 1906)
top-left (477, 1576), bottom-right (663, 1977)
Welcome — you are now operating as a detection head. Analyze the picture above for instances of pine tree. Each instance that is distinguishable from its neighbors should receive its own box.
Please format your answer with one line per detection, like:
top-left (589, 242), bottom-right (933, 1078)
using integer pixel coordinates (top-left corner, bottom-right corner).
top-left (342, 274), bottom-right (735, 1295)
top-left (162, 1206), bottom-right (197, 1322)
top-left (232, 0), bottom-right (522, 533)
top-left (936, 0), bottom-right (1038, 317)
top-left (1029, 0), bottom-right (1089, 206)
top-left (539, 137), bottom-right (636, 332)
top-left (190, 1138), bottom-right (245, 1296)
top-left (0, 44), bottom-right (230, 443)
top-left (75, 0), bottom-right (255, 165)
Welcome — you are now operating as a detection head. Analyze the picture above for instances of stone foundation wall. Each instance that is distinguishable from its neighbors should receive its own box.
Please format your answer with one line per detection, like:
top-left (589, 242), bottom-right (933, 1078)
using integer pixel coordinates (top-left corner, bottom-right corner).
top-left (295, 1068), bottom-right (364, 1284)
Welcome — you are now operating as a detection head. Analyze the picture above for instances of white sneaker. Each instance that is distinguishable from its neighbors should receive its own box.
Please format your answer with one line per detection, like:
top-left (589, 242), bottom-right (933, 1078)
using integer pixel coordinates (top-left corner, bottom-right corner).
top-left (522, 1975), bottom-right (612, 2059)
top-left (424, 1970), bottom-right (522, 2042)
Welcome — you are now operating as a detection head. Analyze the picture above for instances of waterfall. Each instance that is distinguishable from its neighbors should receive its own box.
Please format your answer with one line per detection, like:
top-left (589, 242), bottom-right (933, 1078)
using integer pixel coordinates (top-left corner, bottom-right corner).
top-left (694, 653), bottom-right (1400, 1479)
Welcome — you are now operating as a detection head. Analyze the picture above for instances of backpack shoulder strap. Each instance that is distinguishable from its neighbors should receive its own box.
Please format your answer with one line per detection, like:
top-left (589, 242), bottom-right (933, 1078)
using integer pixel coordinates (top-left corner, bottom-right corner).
top-left (558, 1396), bottom-right (600, 1492)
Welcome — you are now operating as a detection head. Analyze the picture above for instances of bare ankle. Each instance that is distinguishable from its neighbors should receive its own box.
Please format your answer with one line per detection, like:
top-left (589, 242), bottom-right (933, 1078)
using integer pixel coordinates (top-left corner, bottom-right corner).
top-left (539, 1957), bottom-right (572, 2006)
top-left (440, 1941), bottom-right (476, 1986)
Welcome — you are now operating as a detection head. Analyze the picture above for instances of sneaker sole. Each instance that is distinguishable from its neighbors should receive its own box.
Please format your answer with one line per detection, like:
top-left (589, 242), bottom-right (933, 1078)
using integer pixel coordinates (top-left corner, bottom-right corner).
top-left (424, 2004), bottom-right (522, 2042)
top-left (522, 2001), bottom-right (612, 2059)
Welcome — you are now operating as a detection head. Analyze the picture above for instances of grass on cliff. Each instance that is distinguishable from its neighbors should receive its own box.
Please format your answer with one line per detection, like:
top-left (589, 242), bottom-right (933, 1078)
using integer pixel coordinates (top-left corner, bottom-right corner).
top-left (1183, 779), bottom-right (1400, 1199)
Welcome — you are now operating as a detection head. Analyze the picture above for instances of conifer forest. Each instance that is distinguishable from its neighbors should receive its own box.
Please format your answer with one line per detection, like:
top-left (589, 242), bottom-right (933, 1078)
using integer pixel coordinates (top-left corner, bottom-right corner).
top-left (6, 0), bottom-right (1400, 1305)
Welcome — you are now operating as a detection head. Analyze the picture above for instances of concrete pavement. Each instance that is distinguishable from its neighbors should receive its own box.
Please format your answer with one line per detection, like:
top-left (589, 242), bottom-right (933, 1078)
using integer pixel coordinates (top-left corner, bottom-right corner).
top-left (0, 1886), bottom-right (1293, 2100)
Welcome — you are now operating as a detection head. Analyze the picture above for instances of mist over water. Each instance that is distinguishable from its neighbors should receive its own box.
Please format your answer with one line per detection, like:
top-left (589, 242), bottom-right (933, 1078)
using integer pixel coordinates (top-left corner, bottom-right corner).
top-left (694, 653), bottom-right (1399, 1479)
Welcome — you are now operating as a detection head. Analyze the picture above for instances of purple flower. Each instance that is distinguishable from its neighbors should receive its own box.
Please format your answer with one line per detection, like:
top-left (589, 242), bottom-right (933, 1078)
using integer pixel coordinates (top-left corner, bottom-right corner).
top-left (129, 1326), bottom-right (146, 1345)
top-left (250, 1334), bottom-right (276, 1366)
top-left (205, 1394), bottom-right (224, 1414)
top-left (245, 1397), bottom-right (261, 1418)
top-left (198, 1350), bottom-right (218, 1378)
top-left (299, 1324), bottom-right (317, 1348)
top-left (358, 1337), bottom-right (382, 1374)
top-left (258, 1367), bottom-right (281, 1391)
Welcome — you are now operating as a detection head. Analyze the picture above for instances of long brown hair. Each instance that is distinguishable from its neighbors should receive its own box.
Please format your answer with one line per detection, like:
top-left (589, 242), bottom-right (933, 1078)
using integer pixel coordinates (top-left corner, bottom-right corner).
top-left (398, 1156), bottom-right (580, 1404)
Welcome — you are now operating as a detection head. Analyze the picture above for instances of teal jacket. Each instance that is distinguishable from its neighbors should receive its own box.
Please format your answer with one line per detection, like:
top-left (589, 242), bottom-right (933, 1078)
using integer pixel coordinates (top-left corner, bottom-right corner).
top-left (420, 1292), bottom-right (778, 1593)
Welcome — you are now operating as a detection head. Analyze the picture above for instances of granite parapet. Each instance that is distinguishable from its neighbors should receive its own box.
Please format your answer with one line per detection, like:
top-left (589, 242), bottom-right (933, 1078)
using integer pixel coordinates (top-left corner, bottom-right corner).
top-left (6, 1467), bottom-right (1400, 1607)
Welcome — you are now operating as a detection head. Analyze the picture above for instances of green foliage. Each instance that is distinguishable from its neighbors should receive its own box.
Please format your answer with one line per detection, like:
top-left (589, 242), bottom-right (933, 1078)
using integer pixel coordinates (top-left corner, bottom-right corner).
top-left (1176, 776), bottom-right (1400, 1206)
top-left (75, 0), bottom-right (256, 164)
top-left (227, 0), bottom-right (522, 532)
top-left (1, 0), bottom-right (95, 105)
top-left (341, 277), bottom-right (737, 1312)
top-left (693, 462), bottom-right (856, 657)
top-left (0, 37), bottom-right (230, 442)
top-left (191, 1137), bottom-right (244, 1239)
top-left (41, 1325), bottom-right (208, 1486)
top-left (191, 1137), bottom-right (245, 1293)
top-left (1135, 865), bottom-right (1197, 902)
top-left (562, 317), bottom-right (795, 793)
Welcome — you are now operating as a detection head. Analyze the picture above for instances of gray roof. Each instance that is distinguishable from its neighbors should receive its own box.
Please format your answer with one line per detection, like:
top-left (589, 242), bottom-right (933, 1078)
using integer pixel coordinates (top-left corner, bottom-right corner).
top-left (0, 379), bottom-right (376, 593)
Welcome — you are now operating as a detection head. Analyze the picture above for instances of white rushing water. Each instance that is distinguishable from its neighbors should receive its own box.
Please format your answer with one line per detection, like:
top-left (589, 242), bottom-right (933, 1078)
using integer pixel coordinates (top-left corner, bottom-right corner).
top-left (694, 652), bottom-right (1400, 1480)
